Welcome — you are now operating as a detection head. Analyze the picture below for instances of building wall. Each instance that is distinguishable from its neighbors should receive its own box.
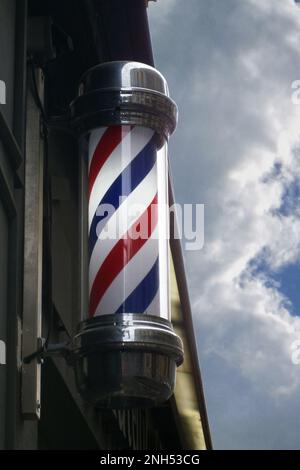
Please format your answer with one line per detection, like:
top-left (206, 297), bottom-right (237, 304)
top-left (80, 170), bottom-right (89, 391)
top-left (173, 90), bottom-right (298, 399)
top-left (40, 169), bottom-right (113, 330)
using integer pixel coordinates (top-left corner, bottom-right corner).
top-left (0, 0), bottom-right (26, 448)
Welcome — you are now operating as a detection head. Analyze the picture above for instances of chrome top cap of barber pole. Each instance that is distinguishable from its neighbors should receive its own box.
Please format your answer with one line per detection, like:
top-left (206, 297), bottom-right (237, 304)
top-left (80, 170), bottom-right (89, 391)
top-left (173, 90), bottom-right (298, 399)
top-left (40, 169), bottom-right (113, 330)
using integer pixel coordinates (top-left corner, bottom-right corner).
top-left (70, 61), bottom-right (178, 145)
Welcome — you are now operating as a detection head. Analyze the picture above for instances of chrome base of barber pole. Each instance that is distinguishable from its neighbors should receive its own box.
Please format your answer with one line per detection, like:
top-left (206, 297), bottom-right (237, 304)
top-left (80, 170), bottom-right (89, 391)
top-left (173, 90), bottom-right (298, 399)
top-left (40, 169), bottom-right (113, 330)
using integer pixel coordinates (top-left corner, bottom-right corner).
top-left (72, 314), bottom-right (183, 408)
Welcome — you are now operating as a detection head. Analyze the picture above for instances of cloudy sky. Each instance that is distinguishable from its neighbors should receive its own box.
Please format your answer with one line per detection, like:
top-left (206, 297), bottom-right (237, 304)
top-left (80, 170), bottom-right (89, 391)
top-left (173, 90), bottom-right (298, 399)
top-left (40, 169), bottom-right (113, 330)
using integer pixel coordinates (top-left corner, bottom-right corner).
top-left (149, 0), bottom-right (300, 450)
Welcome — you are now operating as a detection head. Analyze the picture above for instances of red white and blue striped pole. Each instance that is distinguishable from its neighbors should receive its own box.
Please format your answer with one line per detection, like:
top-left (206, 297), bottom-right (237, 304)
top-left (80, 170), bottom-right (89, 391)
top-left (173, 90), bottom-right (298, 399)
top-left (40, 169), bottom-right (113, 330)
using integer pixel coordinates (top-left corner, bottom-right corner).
top-left (88, 125), bottom-right (163, 318)
top-left (71, 61), bottom-right (183, 408)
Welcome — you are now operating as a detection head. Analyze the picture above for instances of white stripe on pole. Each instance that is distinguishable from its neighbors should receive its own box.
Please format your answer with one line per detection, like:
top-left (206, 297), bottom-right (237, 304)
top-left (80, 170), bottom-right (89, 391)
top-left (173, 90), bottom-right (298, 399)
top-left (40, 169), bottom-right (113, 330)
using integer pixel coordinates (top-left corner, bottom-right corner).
top-left (144, 290), bottom-right (161, 317)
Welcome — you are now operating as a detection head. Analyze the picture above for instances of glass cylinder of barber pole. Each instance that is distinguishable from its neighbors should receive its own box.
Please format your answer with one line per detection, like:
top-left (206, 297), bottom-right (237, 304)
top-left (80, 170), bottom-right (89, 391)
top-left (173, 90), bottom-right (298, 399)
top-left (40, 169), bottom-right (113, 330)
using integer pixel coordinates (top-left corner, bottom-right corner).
top-left (70, 62), bottom-right (183, 408)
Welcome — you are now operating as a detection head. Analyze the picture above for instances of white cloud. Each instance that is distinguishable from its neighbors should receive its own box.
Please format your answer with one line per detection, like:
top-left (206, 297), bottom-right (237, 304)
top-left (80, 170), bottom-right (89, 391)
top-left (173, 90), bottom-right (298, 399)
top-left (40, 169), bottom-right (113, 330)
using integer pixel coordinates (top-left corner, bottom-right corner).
top-left (149, 0), bottom-right (300, 449)
top-left (148, 0), bottom-right (177, 24)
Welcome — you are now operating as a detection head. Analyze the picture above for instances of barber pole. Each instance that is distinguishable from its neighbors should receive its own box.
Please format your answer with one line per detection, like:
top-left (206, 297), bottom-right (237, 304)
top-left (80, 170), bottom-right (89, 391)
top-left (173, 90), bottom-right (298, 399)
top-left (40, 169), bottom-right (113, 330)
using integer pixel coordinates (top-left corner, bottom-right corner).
top-left (88, 125), bottom-right (165, 318)
top-left (71, 61), bottom-right (183, 408)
